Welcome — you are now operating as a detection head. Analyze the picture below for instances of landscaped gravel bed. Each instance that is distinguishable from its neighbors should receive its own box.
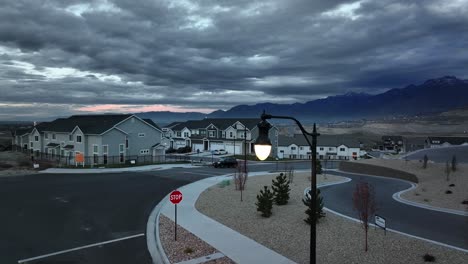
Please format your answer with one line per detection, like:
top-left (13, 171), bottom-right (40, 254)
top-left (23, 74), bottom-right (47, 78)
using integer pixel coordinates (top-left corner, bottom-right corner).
top-left (196, 172), bottom-right (468, 264)
top-left (159, 215), bottom-right (235, 264)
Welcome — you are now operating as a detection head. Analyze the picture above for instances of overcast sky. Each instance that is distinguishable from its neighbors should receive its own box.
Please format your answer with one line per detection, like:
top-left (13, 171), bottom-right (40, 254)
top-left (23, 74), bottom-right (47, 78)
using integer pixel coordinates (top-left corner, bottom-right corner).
top-left (1, 0), bottom-right (468, 120)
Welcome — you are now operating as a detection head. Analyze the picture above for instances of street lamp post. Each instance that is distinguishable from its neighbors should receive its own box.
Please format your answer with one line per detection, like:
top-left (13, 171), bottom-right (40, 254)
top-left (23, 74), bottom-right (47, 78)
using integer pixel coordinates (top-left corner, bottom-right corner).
top-left (254, 111), bottom-right (319, 264)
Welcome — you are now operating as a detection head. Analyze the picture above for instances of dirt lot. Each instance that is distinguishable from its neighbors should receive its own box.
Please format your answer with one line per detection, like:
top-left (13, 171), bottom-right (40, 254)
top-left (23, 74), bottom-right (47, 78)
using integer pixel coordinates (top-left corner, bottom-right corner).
top-left (0, 151), bottom-right (36, 177)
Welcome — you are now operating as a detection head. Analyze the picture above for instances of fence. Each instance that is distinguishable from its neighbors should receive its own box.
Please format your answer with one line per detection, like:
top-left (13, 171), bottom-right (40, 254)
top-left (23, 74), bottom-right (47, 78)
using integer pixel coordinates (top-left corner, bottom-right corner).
top-left (12, 145), bottom-right (191, 167)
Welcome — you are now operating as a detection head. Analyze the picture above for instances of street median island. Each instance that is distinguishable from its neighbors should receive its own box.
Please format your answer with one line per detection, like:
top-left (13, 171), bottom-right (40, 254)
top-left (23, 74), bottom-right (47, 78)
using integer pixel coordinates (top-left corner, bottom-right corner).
top-left (195, 172), bottom-right (468, 264)
top-left (346, 159), bottom-right (468, 212)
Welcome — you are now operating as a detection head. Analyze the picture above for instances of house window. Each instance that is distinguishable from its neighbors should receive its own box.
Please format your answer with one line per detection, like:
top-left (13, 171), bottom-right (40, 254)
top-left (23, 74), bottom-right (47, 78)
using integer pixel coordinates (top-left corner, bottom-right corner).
top-left (76, 135), bottom-right (82, 143)
top-left (352, 152), bottom-right (357, 155)
top-left (177, 132), bottom-right (181, 137)
top-left (119, 144), bottom-right (125, 163)
top-left (291, 147), bottom-right (296, 150)
top-left (30, 142), bottom-right (33, 148)
top-left (138, 133), bottom-right (145, 137)
top-left (340, 148), bottom-right (345, 151)
top-left (184, 132), bottom-right (189, 138)
top-left (35, 135), bottom-right (39, 142)
top-left (93, 145), bottom-right (98, 153)
top-left (140, 149), bottom-right (150, 154)
top-left (229, 132), bottom-right (233, 137)
top-left (209, 131), bottom-right (215, 137)
top-left (52, 133), bottom-right (56, 140)
top-left (300, 147), bottom-right (303, 150)
top-left (329, 147), bottom-right (333, 151)
top-left (69, 134), bottom-right (73, 141)
top-left (45, 133), bottom-right (48, 139)
top-left (125, 138), bottom-right (129, 148)
top-left (119, 144), bottom-right (124, 152)
top-left (319, 147), bottom-right (324, 151)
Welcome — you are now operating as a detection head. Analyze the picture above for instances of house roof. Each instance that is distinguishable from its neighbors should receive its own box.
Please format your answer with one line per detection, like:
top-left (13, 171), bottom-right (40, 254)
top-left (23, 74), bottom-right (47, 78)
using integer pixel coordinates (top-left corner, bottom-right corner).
top-left (164, 122), bottom-right (182, 129)
top-left (143, 118), bottom-right (161, 130)
top-left (35, 114), bottom-right (131, 134)
top-left (170, 118), bottom-right (261, 131)
top-left (279, 134), bottom-right (361, 148)
top-left (427, 137), bottom-right (468, 145)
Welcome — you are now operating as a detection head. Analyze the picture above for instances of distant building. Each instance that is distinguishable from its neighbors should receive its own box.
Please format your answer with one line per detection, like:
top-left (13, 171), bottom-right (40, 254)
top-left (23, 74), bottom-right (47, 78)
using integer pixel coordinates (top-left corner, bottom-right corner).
top-left (381, 135), bottom-right (404, 153)
top-left (162, 118), bottom-right (279, 158)
top-left (425, 136), bottom-right (468, 148)
top-left (13, 114), bottom-right (164, 164)
top-left (404, 137), bottom-right (426, 152)
top-left (278, 134), bottom-right (362, 160)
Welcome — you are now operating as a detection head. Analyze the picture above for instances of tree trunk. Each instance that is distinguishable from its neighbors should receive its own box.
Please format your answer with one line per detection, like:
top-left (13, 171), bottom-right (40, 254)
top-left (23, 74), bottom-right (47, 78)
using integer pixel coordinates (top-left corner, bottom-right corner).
top-left (365, 226), bottom-right (368, 252)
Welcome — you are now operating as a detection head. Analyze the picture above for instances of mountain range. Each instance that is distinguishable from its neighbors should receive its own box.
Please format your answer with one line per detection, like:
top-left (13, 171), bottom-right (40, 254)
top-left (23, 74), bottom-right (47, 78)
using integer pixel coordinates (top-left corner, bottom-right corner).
top-left (137, 76), bottom-right (468, 125)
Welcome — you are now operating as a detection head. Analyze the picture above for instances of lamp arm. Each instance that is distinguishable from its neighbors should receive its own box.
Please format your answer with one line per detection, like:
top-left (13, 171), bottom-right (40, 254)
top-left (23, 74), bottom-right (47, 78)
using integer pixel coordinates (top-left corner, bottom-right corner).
top-left (261, 112), bottom-right (319, 148)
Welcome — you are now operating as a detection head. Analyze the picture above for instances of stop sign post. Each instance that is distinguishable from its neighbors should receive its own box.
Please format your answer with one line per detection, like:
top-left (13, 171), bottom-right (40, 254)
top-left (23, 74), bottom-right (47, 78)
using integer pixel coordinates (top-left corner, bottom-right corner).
top-left (170, 190), bottom-right (183, 241)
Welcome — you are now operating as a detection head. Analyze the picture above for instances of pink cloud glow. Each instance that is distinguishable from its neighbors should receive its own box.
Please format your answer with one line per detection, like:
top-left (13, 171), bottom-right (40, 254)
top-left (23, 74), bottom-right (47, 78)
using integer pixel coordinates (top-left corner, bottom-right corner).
top-left (76, 104), bottom-right (214, 114)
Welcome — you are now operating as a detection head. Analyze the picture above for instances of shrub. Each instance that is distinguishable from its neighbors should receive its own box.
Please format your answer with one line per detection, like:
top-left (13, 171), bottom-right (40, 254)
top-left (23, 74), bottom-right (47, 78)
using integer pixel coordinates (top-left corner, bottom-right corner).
top-left (423, 253), bottom-right (435, 262)
top-left (256, 186), bottom-right (274, 218)
top-left (449, 184), bottom-right (455, 187)
top-left (303, 189), bottom-right (325, 224)
top-left (451, 155), bottom-right (457, 172)
top-left (445, 190), bottom-right (452, 194)
top-left (184, 247), bottom-right (194, 254)
top-left (423, 155), bottom-right (428, 169)
top-left (0, 163), bottom-right (13, 169)
top-left (272, 173), bottom-right (290, 205)
top-left (165, 147), bottom-right (176, 153)
top-left (462, 200), bottom-right (468, 205)
top-left (176, 146), bottom-right (192, 153)
top-left (218, 180), bottom-right (230, 188)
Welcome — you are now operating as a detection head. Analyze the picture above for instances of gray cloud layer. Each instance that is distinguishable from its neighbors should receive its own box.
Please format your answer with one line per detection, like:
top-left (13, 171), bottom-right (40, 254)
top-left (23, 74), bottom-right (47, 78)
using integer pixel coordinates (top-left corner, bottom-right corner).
top-left (1, 0), bottom-right (468, 120)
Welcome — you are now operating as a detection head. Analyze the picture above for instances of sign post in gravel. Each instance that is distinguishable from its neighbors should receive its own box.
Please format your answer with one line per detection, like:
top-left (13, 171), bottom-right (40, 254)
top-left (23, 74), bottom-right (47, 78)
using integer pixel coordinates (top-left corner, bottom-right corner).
top-left (170, 190), bottom-right (183, 241)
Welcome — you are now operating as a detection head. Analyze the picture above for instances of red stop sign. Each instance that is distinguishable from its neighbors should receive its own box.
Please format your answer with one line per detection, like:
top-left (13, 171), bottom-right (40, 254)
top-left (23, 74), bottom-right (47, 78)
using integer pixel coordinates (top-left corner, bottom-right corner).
top-left (170, 190), bottom-right (183, 204)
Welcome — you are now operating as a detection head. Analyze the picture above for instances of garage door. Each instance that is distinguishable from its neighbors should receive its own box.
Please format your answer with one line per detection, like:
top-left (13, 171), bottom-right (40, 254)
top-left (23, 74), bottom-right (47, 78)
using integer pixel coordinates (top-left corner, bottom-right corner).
top-left (210, 142), bottom-right (225, 151)
top-left (224, 142), bottom-right (241, 155)
top-left (192, 143), bottom-right (203, 152)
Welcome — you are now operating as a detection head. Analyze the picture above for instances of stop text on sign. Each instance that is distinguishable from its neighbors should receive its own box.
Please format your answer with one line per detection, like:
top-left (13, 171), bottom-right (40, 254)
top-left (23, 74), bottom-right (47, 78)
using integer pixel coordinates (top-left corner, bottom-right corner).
top-left (170, 190), bottom-right (183, 204)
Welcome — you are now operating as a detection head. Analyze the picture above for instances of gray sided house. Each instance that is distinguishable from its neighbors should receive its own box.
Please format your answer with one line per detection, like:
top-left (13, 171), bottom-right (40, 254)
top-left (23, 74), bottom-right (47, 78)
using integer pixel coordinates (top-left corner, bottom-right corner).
top-left (13, 114), bottom-right (163, 165)
top-left (162, 118), bottom-right (279, 158)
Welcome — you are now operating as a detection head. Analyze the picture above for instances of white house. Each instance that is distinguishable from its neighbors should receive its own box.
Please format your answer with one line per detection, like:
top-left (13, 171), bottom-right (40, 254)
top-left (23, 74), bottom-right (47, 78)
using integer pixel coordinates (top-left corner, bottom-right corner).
top-left (278, 134), bottom-right (361, 160)
top-left (163, 118), bottom-right (279, 158)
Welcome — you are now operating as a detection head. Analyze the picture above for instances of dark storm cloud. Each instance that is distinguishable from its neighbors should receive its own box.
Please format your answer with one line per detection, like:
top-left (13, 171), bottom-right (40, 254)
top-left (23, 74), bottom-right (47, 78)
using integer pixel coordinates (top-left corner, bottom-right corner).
top-left (1, 0), bottom-right (468, 120)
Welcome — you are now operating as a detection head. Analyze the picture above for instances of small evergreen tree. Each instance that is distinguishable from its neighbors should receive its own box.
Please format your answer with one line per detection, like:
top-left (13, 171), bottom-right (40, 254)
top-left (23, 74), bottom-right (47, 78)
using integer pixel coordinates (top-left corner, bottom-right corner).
top-left (302, 188), bottom-right (325, 224)
top-left (256, 186), bottom-right (274, 217)
top-left (423, 154), bottom-right (428, 169)
top-left (452, 155), bottom-right (457, 172)
top-left (272, 173), bottom-right (290, 205)
top-left (316, 160), bottom-right (322, 174)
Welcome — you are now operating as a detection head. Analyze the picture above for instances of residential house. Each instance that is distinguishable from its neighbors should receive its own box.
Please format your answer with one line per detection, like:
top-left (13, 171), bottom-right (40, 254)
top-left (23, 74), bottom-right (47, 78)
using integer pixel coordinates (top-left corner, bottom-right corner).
top-left (162, 118), bottom-right (279, 158)
top-left (425, 136), bottom-right (468, 148)
top-left (13, 114), bottom-right (163, 165)
top-left (278, 134), bottom-right (361, 160)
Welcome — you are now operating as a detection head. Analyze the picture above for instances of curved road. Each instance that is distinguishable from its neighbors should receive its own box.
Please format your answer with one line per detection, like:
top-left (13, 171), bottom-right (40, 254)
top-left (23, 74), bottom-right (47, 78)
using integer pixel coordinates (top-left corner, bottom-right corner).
top-left (321, 170), bottom-right (468, 250)
top-left (0, 161), bottom-right (466, 264)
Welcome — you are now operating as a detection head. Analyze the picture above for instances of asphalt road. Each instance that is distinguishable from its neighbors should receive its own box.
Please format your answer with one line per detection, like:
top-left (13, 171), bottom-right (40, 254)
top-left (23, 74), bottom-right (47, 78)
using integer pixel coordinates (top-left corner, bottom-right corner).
top-left (404, 145), bottom-right (468, 163)
top-left (1, 160), bottom-right (465, 264)
top-left (321, 170), bottom-right (468, 250)
top-left (0, 168), bottom-right (225, 264)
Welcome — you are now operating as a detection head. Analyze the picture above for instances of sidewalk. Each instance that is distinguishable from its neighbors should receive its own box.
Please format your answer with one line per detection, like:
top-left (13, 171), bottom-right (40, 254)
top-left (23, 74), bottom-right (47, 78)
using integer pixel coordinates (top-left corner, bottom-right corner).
top-left (158, 171), bottom-right (296, 264)
top-left (39, 163), bottom-right (198, 174)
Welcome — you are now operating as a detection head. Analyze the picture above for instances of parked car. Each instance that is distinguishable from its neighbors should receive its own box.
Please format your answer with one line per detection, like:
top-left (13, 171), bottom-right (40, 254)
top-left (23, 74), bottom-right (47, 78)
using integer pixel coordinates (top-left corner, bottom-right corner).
top-left (213, 157), bottom-right (238, 168)
top-left (213, 149), bottom-right (228, 155)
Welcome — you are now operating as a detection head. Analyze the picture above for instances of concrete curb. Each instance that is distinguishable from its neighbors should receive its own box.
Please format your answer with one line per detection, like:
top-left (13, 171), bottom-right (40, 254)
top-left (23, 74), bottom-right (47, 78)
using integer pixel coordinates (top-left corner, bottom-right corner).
top-left (146, 193), bottom-right (171, 264)
top-left (392, 183), bottom-right (468, 216)
top-left (303, 177), bottom-right (352, 197)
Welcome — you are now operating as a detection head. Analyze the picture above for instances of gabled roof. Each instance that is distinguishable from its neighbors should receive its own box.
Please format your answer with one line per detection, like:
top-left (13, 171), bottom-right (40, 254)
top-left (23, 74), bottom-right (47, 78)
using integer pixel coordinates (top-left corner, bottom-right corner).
top-left (279, 134), bottom-right (361, 148)
top-left (143, 119), bottom-right (161, 130)
top-left (170, 118), bottom-right (262, 131)
top-left (37, 114), bottom-right (131, 134)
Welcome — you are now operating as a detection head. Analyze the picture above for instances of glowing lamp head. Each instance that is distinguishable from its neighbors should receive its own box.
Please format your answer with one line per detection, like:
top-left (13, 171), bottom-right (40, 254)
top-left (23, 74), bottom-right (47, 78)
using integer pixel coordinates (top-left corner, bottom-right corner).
top-left (254, 119), bottom-right (272, 161)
